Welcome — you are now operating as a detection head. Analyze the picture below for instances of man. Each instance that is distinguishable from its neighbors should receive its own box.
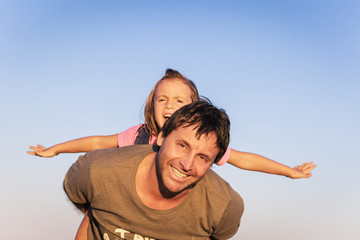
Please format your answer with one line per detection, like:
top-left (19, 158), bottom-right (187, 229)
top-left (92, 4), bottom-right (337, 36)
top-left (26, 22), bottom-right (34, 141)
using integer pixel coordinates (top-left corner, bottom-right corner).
top-left (64, 99), bottom-right (244, 240)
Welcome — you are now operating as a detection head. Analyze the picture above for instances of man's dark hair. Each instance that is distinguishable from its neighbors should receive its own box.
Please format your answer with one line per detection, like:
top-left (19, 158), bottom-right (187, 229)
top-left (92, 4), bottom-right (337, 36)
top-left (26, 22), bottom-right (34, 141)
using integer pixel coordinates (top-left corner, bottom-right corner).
top-left (160, 98), bottom-right (230, 164)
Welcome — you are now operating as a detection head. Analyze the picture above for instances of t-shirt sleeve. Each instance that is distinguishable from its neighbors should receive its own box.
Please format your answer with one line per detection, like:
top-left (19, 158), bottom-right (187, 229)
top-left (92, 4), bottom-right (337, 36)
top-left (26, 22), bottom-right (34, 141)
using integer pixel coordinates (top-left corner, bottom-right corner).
top-left (63, 154), bottom-right (94, 206)
top-left (216, 147), bottom-right (232, 166)
top-left (117, 124), bottom-right (142, 147)
top-left (211, 190), bottom-right (244, 239)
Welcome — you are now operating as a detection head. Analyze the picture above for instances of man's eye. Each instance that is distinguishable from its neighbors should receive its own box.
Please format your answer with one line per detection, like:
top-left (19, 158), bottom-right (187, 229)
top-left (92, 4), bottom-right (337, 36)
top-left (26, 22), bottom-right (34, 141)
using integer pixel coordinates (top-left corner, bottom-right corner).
top-left (198, 155), bottom-right (210, 163)
top-left (177, 100), bottom-right (184, 103)
top-left (177, 143), bottom-right (188, 152)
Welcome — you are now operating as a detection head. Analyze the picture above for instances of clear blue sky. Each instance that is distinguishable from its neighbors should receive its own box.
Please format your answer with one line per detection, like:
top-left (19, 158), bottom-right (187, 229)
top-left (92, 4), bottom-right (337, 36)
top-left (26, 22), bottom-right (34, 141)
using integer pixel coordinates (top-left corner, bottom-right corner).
top-left (1, 0), bottom-right (359, 239)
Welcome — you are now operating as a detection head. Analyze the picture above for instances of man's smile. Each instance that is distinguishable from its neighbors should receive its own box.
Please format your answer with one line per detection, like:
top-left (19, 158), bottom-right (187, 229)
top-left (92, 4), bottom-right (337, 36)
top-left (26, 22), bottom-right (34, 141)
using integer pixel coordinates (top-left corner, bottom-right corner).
top-left (170, 165), bottom-right (188, 178)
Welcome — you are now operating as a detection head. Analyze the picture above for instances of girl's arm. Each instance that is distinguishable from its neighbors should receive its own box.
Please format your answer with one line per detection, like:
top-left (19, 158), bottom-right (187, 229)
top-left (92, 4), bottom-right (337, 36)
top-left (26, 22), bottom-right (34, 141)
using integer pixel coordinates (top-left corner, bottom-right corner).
top-left (227, 149), bottom-right (316, 179)
top-left (27, 134), bottom-right (118, 158)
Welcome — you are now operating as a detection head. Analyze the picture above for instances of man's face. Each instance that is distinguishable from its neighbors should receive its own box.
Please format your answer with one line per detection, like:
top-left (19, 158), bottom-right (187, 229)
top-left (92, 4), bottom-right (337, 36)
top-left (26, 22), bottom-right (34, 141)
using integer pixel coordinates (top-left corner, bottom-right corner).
top-left (156, 125), bottom-right (219, 196)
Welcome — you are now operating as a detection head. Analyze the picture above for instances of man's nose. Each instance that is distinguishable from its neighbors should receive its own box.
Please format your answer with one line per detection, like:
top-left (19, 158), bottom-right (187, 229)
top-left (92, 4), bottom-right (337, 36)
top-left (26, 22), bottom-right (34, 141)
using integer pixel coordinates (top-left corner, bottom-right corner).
top-left (180, 154), bottom-right (196, 172)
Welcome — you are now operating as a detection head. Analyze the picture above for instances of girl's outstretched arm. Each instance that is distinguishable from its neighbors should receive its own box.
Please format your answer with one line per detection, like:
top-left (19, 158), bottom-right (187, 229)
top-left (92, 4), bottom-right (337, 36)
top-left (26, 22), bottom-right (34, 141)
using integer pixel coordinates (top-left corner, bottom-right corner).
top-left (27, 134), bottom-right (118, 158)
top-left (227, 150), bottom-right (316, 179)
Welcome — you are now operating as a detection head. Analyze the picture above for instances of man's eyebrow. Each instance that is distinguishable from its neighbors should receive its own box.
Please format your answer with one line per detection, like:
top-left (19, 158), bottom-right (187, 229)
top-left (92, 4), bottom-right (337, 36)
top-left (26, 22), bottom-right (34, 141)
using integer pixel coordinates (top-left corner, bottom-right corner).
top-left (178, 139), bottom-right (190, 148)
top-left (178, 139), bottom-right (213, 161)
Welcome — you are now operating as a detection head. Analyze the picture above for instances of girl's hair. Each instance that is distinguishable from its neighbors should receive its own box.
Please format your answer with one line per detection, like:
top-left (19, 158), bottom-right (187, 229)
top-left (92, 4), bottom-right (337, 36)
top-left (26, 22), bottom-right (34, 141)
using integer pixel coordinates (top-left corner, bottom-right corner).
top-left (144, 69), bottom-right (200, 136)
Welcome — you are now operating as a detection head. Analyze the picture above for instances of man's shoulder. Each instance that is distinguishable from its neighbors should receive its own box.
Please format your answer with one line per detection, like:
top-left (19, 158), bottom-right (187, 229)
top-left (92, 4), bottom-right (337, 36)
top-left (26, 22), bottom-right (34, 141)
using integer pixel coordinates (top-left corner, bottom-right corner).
top-left (189, 170), bottom-right (243, 235)
top-left (85, 145), bottom-right (156, 168)
top-left (202, 170), bottom-right (243, 204)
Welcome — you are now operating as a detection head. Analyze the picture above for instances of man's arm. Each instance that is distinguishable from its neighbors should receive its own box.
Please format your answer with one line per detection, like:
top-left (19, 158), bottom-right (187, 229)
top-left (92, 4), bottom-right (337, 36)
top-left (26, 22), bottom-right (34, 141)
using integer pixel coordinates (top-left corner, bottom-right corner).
top-left (210, 190), bottom-right (244, 240)
top-left (74, 210), bottom-right (90, 240)
top-left (72, 202), bottom-right (89, 213)
top-left (63, 153), bottom-right (94, 210)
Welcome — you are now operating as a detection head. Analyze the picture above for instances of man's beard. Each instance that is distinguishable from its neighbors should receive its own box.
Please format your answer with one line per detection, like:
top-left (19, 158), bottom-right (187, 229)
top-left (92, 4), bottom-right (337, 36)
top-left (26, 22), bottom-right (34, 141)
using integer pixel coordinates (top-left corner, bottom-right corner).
top-left (154, 151), bottom-right (200, 199)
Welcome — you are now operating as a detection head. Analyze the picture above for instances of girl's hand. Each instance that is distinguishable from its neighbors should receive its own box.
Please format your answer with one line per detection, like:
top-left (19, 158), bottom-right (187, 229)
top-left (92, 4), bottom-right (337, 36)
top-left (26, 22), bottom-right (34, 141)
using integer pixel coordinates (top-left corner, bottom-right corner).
top-left (289, 162), bottom-right (317, 179)
top-left (27, 145), bottom-right (57, 158)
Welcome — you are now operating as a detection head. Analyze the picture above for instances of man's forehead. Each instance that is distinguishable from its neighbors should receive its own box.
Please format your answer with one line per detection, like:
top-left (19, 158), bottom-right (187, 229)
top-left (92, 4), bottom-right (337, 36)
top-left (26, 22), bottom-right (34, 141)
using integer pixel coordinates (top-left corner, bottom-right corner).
top-left (173, 125), bottom-right (217, 143)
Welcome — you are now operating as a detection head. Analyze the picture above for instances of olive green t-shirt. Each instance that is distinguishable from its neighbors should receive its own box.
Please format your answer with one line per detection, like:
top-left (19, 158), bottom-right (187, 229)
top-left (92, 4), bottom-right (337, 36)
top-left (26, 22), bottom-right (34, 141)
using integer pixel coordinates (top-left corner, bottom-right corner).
top-left (64, 145), bottom-right (244, 240)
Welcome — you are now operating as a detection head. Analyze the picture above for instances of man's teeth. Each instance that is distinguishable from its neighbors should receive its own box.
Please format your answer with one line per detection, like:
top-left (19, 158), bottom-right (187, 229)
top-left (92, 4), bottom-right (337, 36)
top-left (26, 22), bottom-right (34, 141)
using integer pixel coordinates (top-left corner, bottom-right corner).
top-left (171, 166), bottom-right (187, 178)
top-left (164, 114), bottom-right (171, 118)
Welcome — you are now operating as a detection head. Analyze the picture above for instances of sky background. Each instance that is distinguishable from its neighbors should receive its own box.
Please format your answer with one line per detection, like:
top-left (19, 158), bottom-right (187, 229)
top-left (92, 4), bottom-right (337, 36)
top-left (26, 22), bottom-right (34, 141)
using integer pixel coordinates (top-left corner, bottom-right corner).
top-left (1, 0), bottom-right (359, 239)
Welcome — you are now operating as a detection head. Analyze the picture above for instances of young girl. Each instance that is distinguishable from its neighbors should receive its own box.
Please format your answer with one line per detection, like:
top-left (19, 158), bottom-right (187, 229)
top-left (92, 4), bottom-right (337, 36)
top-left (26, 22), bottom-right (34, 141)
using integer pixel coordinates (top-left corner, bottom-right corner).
top-left (28, 69), bottom-right (316, 239)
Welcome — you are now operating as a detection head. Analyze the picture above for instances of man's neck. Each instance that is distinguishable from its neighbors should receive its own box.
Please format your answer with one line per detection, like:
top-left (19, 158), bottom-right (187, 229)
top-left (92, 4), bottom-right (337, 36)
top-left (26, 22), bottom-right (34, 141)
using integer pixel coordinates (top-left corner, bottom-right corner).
top-left (135, 153), bottom-right (190, 210)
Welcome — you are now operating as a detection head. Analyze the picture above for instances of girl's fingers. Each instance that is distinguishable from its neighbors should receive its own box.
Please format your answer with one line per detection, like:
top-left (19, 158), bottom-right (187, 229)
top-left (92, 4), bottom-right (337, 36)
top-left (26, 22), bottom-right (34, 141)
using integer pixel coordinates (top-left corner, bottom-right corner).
top-left (294, 162), bottom-right (317, 174)
top-left (37, 145), bottom-right (46, 151)
top-left (27, 151), bottom-right (35, 155)
top-left (301, 164), bottom-right (317, 174)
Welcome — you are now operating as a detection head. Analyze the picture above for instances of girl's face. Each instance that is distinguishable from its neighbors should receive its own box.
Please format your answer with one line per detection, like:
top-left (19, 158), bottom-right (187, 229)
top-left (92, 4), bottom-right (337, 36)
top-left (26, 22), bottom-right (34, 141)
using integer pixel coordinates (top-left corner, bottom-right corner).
top-left (154, 78), bottom-right (193, 128)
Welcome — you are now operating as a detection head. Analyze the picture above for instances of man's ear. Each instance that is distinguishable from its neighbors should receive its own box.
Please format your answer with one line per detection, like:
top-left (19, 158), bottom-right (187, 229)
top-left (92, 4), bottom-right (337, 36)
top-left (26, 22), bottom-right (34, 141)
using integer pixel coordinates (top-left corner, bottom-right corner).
top-left (157, 132), bottom-right (164, 146)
